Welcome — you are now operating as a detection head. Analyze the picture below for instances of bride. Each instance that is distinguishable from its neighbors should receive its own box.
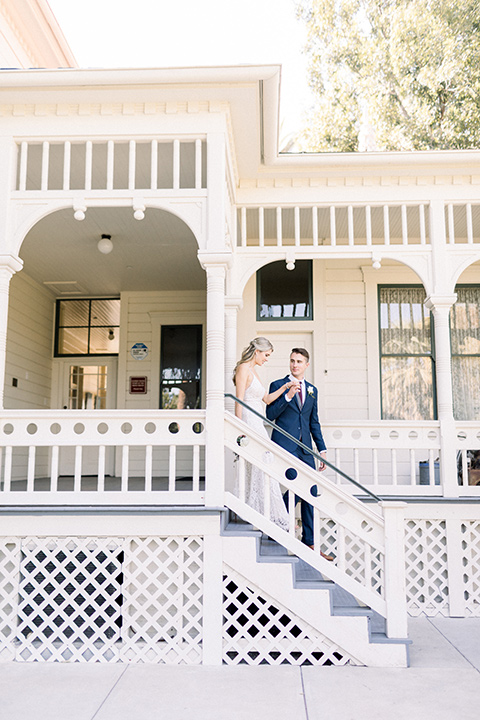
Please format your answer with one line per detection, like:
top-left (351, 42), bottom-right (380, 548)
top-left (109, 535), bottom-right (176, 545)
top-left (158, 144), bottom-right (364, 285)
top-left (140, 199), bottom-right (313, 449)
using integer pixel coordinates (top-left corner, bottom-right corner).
top-left (233, 337), bottom-right (298, 531)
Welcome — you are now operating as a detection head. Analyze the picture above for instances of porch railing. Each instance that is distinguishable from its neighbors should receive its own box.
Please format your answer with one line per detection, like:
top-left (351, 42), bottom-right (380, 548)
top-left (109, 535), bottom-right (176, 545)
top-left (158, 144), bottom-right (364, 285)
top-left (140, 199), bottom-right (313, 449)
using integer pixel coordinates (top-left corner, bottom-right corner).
top-left (14, 137), bottom-right (206, 194)
top-left (223, 407), bottom-right (407, 637)
top-left (0, 409), bottom-right (206, 505)
top-left (237, 202), bottom-right (480, 248)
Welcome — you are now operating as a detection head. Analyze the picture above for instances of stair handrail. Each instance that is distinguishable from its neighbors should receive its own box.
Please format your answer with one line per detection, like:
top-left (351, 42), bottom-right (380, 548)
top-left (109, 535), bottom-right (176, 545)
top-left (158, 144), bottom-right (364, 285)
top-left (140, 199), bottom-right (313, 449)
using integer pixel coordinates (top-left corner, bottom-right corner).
top-left (225, 392), bottom-right (381, 502)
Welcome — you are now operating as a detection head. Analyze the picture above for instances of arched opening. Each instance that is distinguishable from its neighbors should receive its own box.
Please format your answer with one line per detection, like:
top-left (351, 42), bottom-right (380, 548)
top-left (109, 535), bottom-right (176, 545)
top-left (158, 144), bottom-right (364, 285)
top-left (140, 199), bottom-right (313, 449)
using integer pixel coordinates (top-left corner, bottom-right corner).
top-left (234, 254), bottom-right (430, 423)
top-left (5, 205), bottom-right (206, 413)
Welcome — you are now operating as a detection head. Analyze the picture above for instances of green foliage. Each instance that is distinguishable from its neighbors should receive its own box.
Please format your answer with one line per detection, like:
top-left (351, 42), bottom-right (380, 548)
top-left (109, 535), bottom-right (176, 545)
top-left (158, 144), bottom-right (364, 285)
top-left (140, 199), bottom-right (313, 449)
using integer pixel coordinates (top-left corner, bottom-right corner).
top-left (296, 0), bottom-right (480, 151)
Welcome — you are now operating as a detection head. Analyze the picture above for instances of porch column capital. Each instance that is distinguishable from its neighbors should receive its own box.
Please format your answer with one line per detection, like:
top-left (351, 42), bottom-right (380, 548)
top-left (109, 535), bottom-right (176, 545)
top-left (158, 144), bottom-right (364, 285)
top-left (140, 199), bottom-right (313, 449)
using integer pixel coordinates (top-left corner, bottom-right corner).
top-left (0, 254), bottom-right (23, 276)
top-left (225, 297), bottom-right (243, 312)
top-left (198, 252), bottom-right (233, 273)
top-left (424, 294), bottom-right (457, 312)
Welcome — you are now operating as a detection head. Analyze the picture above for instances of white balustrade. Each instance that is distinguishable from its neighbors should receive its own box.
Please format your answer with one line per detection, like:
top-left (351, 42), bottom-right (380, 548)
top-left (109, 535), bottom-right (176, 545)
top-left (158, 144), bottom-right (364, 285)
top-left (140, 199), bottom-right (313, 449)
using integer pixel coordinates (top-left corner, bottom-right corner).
top-left (0, 410), bottom-right (206, 505)
top-left (237, 202), bottom-right (480, 248)
top-left (224, 412), bottom-right (390, 620)
top-left (14, 138), bottom-right (207, 193)
top-left (322, 421), bottom-right (442, 495)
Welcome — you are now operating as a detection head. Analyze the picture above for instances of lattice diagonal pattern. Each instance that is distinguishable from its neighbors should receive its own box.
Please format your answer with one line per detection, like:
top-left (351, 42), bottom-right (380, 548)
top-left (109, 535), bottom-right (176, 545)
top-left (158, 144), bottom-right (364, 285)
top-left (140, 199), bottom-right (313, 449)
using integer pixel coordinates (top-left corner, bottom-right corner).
top-left (318, 519), bottom-right (384, 596)
top-left (405, 520), bottom-right (449, 617)
top-left (120, 536), bottom-right (204, 663)
top-left (0, 538), bottom-right (21, 661)
top-left (0, 536), bottom-right (204, 663)
top-left (461, 522), bottom-right (480, 617)
top-left (222, 567), bottom-right (360, 666)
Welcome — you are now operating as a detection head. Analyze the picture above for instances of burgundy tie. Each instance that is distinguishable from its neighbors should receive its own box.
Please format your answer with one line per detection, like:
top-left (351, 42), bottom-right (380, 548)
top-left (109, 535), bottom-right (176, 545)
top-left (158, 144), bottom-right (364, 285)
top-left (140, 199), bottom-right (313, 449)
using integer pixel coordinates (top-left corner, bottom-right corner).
top-left (299, 384), bottom-right (303, 407)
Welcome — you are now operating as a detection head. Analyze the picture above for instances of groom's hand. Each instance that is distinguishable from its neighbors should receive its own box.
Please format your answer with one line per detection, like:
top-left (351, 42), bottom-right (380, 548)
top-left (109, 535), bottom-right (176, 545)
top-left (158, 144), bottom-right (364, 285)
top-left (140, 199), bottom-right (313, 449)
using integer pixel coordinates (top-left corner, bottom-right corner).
top-left (318, 452), bottom-right (326, 472)
top-left (286, 380), bottom-right (300, 400)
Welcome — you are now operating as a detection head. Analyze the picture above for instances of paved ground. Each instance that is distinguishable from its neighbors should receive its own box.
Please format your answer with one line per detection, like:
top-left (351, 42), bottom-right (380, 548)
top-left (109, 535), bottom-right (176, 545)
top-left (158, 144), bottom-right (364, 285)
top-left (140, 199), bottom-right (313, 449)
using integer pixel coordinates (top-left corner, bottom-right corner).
top-left (2, 617), bottom-right (480, 720)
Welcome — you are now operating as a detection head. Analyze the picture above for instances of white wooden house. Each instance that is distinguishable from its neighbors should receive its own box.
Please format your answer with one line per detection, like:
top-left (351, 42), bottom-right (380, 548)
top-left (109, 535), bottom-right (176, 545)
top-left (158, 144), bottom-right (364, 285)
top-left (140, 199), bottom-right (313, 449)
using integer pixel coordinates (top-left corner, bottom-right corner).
top-left (0, 0), bottom-right (479, 668)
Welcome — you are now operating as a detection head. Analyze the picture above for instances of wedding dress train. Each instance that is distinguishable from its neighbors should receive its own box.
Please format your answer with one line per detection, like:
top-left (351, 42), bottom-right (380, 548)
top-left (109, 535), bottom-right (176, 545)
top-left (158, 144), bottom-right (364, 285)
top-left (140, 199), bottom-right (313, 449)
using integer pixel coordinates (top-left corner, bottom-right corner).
top-left (241, 374), bottom-right (289, 532)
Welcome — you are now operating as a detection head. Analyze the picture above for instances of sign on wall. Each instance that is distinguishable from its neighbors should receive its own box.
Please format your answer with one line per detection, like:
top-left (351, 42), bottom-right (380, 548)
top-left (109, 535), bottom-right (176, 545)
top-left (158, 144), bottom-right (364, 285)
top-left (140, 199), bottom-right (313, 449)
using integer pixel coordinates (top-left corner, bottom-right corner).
top-left (129, 376), bottom-right (148, 394)
top-left (130, 342), bottom-right (149, 360)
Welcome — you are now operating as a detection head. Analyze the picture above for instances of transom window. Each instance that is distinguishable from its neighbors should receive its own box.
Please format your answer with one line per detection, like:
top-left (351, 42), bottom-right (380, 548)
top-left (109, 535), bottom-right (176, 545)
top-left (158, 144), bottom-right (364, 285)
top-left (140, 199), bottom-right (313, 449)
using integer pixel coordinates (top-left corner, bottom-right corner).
top-left (257, 260), bottom-right (312, 320)
top-left (55, 298), bottom-right (120, 356)
top-left (451, 286), bottom-right (480, 421)
top-left (379, 286), bottom-right (436, 420)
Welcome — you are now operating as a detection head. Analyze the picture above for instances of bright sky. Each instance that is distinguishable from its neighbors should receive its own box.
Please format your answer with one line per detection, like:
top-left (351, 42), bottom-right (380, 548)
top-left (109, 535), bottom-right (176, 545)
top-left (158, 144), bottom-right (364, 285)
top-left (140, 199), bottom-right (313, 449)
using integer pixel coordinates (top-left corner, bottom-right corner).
top-left (47, 0), bottom-right (313, 147)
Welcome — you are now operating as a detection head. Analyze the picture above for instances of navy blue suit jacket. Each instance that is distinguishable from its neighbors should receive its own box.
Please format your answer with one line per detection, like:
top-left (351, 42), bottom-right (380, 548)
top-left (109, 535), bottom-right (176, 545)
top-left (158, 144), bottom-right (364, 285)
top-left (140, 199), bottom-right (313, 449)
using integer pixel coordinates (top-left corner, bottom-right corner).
top-left (266, 376), bottom-right (326, 467)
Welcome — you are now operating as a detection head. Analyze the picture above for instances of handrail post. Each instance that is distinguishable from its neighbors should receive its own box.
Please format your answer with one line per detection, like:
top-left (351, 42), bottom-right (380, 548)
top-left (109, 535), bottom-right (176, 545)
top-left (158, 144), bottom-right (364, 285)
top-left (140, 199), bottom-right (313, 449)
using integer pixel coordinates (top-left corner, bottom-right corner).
top-left (381, 501), bottom-right (408, 638)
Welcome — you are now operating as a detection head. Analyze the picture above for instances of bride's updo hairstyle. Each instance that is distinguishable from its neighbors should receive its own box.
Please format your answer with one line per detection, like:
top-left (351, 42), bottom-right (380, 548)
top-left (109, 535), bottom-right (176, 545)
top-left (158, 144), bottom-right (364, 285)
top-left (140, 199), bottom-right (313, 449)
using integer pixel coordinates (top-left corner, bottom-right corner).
top-left (233, 337), bottom-right (274, 384)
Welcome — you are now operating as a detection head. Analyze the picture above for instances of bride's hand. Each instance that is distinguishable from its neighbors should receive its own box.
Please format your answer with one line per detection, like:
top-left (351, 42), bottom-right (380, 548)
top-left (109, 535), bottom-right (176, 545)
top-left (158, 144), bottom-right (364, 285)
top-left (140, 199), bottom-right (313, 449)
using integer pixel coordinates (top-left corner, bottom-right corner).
top-left (285, 380), bottom-right (300, 399)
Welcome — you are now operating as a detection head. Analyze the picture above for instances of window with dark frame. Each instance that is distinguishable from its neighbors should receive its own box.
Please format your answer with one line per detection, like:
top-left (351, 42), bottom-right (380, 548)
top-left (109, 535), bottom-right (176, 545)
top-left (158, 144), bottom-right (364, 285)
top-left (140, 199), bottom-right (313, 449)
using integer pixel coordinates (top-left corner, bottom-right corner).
top-left (257, 260), bottom-right (312, 320)
top-left (55, 298), bottom-right (120, 357)
top-left (379, 286), bottom-right (436, 420)
top-left (450, 286), bottom-right (480, 421)
top-left (160, 325), bottom-right (202, 409)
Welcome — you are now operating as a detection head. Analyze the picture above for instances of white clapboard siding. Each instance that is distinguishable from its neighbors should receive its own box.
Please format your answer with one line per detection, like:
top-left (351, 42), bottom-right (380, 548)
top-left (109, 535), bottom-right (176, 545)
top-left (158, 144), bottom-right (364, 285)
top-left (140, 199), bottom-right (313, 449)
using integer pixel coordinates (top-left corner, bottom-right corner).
top-left (123, 290), bottom-right (206, 411)
top-left (122, 290), bottom-right (206, 474)
top-left (3, 272), bottom-right (54, 480)
top-left (4, 272), bottom-right (54, 411)
top-left (324, 264), bottom-right (368, 420)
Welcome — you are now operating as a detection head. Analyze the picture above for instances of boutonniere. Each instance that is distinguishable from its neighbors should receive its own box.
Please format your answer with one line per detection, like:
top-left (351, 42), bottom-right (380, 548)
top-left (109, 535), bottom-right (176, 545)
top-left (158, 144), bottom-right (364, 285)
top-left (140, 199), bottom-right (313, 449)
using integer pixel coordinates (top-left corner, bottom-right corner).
top-left (307, 386), bottom-right (314, 397)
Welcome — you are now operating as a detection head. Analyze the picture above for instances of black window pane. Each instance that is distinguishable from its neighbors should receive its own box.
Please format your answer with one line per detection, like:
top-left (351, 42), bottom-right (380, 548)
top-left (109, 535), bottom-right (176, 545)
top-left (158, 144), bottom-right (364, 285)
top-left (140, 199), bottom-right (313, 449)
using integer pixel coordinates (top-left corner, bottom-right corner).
top-left (58, 328), bottom-right (89, 355)
top-left (58, 300), bottom-right (89, 327)
top-left (90, 300), bottom-right (121, 327)
top-left (55, 299), bottom-right (120, 356)
top-left (160, 325), bottom-right (202, 409)
top-left (258, 261), bottom-right (312, 320)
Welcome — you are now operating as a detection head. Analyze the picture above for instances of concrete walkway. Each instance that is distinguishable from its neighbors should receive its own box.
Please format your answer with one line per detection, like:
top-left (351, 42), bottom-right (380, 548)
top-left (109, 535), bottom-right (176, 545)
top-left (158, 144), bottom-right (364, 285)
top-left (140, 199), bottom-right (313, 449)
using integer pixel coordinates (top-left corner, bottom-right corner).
top-left (2, 617), bottom-right (480, 720)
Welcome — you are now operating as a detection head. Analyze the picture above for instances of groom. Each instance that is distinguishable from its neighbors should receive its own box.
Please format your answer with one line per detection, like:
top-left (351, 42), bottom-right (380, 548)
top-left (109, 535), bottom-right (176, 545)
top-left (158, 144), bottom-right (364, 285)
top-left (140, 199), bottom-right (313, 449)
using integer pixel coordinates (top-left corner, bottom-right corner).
top-left (266, 348), bottom-right (332, 559)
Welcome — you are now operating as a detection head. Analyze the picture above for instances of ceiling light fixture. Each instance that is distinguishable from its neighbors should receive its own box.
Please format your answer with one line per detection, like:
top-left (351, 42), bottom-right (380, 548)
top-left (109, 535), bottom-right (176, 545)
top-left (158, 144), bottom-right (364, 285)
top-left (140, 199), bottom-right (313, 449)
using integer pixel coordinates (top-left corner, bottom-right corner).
top-left (97, 234), bottom-right (113, 254)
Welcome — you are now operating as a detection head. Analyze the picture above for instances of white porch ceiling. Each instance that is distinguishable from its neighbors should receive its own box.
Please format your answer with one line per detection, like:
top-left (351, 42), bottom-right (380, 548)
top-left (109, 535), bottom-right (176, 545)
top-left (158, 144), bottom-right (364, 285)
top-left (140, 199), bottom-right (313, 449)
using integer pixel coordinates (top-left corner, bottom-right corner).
top-left (20, 206), bottom-right (205, 296)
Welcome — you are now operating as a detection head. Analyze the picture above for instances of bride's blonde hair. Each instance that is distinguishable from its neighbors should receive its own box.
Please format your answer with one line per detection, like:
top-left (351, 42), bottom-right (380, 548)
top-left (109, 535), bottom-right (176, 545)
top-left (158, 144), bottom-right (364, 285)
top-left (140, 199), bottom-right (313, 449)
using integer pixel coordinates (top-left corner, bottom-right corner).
top-left (233, 337), bottom-right (273, 385)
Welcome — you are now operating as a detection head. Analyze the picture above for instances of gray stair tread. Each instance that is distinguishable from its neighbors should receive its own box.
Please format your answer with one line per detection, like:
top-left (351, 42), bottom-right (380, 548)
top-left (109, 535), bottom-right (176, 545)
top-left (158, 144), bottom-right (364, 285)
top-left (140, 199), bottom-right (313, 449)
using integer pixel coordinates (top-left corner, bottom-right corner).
top-left (260, 536), bottom-right (290, 556)
top-left (370, 610), bottom-right (387, 634)
top-left (294, 558), bottom-right (326, 583)
top-left (223, 517), bottom-right (405, 649)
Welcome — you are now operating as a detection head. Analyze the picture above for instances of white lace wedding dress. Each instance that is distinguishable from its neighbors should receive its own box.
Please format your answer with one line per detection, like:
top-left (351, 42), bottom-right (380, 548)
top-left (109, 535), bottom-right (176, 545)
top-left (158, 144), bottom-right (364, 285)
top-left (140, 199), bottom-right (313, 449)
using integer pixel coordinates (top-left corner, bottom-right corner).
top-left (242, 373), bottom-right (289, 532)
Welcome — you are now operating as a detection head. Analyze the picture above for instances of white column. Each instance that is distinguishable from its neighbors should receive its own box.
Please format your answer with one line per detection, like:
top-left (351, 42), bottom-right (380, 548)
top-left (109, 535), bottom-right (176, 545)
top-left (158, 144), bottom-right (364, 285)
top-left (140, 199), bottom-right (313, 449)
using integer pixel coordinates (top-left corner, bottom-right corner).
top-left (224, 298), bottom-right (242, 414)
top-left (424, 294), bottom-right (458, 497)
top-left (0, 256), bottom-right (23, 408)
top-left (426, 198), bottom-right (459, 497)
top-left (203, 261), bottom-right (228, 507)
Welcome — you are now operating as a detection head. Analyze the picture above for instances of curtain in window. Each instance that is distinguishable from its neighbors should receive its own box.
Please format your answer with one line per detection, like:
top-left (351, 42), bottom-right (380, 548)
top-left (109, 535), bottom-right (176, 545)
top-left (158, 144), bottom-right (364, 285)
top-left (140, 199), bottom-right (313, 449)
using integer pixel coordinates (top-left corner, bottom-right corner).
top-left (451, 287), bottom-right (480, 421)
top-left (379, 287), bottom-right (435, 420)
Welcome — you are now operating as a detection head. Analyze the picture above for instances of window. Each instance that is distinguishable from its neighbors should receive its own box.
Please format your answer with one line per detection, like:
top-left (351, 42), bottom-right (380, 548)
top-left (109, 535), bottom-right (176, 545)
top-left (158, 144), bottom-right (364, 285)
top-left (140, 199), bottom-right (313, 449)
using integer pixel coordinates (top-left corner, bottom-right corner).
top-left (379, 286), bottom-right (436, 420)
top-left (257, 261), bottom-right (312, 320)
top-left (160, 325), bottom-right (202, 409)
top-left (451, 286), bottom-right (480, 420)
top-left (55, 299), bottom-right (120, 356)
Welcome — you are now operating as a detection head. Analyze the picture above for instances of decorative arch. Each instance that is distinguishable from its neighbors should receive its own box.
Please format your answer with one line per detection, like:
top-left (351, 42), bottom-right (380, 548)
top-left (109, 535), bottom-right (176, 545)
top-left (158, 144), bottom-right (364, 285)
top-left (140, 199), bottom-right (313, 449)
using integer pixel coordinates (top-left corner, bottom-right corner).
top-left (11, 197), bottom-right (206, 257)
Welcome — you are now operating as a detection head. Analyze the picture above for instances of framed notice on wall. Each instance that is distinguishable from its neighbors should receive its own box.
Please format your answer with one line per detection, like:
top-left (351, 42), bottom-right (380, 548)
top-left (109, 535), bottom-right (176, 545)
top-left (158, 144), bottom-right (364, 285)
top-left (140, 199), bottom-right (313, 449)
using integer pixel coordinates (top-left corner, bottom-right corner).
top-left (129, 376), bottom-right (147, 394)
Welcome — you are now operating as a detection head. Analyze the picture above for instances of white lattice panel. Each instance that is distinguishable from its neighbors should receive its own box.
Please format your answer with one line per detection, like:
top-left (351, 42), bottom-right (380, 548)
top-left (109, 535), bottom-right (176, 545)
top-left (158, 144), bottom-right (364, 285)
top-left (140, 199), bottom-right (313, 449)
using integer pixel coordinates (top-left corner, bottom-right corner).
top-left (318, 519), bottom-right (384, 596)
top-left (222, 568), bottom-right (360, 666)
top-left (120, 537), bottom-right (203, 663)
top-left (0, 538), bottom-right (21, 661)
top-left (405, 520), bottom-right (449, 617)
top-left (16, 537), bottom-right (125, 662)
top-left (461, 522), bottom-right (480, 617)
top-left (0, 536), bottom-right (204, 663)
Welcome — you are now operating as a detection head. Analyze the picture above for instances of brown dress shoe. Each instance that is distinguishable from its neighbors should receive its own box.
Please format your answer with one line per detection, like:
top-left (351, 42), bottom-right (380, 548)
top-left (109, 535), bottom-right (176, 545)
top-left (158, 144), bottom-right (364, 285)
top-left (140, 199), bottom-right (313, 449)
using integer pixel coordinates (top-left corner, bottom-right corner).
top-left (308, 545), bottom-right (334, 561)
